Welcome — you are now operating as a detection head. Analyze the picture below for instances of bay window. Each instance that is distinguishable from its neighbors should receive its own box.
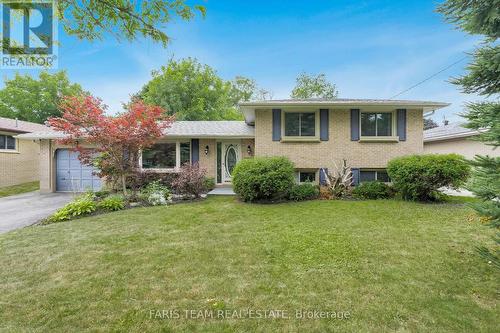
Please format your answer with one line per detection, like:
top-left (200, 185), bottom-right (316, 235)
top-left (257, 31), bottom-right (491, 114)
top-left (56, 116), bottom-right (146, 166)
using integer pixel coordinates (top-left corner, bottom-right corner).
top-left (142, 141), bottom-right (191, 170)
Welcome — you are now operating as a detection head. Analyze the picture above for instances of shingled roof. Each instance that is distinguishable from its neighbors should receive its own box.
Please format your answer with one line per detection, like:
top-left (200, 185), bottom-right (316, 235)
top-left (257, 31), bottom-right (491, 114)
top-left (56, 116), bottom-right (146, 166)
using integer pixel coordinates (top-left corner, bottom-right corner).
top-left (16, 121), bottom-right (255, 140)
top-left (0, 117), bottom-right (51, 133)
top-left (163, 121), bottom-right (254, 137)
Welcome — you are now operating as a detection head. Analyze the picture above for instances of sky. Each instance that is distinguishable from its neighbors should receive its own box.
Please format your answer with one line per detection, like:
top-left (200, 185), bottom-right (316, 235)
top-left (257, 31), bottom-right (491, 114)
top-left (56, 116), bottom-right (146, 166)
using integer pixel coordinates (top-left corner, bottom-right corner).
top-left (0, 0), bottom-right (488, 123)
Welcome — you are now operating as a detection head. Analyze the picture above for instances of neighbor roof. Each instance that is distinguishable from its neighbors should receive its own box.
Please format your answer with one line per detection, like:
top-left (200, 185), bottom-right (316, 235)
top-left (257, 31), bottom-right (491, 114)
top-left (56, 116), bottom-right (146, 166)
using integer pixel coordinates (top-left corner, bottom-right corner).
top-left (423, 122), bottom-right (483, 142)
top-left (0, 117), bottom-right (51, 134)
top-left (16, 121), bottom-right (255, 140)
top-left (239, 98), bottom-right (450, 124)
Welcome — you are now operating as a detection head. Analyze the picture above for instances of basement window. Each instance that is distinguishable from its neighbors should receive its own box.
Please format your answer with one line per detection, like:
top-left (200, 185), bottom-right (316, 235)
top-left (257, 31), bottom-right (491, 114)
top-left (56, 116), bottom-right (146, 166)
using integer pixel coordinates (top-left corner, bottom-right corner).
top-left (360, 169), bottom-right (391, 183)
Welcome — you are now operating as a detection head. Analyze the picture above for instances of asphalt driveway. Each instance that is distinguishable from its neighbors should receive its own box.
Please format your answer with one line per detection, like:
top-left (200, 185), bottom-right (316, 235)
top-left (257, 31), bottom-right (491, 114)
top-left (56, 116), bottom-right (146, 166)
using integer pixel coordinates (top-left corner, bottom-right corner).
top-left (0, 191), bottom-right (74, 234)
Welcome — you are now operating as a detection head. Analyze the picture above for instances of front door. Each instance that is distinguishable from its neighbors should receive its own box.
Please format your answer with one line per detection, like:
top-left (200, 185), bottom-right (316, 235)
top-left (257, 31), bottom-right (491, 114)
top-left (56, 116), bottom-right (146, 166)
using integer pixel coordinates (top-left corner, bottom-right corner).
top-left (221, 142), bottom-right (240, 183)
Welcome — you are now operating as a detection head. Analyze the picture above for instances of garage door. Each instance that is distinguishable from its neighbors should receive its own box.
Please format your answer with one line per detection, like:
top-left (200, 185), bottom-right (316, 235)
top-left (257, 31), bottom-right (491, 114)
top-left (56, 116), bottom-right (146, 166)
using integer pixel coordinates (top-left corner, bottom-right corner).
top-left (56, 149), bottom-right (102, 192)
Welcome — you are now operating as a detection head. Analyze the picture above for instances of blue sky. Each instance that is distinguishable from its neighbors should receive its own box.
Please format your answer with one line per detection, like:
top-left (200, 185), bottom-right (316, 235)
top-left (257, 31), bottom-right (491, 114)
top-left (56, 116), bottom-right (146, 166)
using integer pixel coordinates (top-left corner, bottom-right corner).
top-left (0, 0), bottom-right (485, 122)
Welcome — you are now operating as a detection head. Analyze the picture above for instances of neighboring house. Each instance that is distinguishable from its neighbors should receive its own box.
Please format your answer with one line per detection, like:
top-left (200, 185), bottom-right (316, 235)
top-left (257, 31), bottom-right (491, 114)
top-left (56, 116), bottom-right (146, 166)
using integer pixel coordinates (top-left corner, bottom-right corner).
top-left (16, 98), bottom-right (448, 193)
top-left (0, 117), bottom-right (50, 187)
top-left (424, 122), bottom-right (499, 159)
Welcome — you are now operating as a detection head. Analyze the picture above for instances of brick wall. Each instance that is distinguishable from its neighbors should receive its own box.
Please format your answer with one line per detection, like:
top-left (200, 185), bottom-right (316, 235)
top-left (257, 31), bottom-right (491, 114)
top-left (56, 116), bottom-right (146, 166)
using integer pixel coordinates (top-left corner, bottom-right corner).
top-left (0, 134), bottom-right (40, 187)
top-left (198, 139), bottom-right (216, 179)
top-left (255, 108), bottom-right (423, 170)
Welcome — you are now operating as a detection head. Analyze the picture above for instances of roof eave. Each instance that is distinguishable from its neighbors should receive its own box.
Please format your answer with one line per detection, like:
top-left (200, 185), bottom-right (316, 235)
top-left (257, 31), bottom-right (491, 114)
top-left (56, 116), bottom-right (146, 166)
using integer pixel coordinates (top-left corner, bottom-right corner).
top-left (161, 134), bottom-right (255, 139)
top-left (240, 102), bottom-right (450, 108)
top-left (0, 127), bottom-right (30, 134)
top-left (240, 102), bottom-right (450, 125)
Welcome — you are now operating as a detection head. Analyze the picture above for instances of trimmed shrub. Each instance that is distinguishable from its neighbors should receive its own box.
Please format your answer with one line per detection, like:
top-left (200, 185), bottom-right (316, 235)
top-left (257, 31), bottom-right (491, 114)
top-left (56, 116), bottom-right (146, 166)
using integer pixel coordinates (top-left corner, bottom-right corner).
top-left (203, 177), bottom-right (216, 191)
top-left (46, 195), bottom-right (97, 223)
top-left (98, 195), bottom-right (125, 211)
top-left (127, 171), bottom-right (177, 194)
top-left (171, 164), bottom-right (208, 198)
top-left (140, 180), bottom-right (172, 206)
top-left (232, 157), bottom-right (295, 202)
top-left (387, 154), bottom-right (470, 201)
top-left (288, 182), bottom-right (319, 201)
top-left (352, 181), bottom-right (395, 200)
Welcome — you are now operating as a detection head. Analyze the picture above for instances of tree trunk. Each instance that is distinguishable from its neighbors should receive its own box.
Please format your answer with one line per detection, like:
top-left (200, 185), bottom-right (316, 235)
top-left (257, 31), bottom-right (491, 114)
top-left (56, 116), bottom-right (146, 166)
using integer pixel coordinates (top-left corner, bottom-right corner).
top-left (121, 174), bottom-right (127, 196)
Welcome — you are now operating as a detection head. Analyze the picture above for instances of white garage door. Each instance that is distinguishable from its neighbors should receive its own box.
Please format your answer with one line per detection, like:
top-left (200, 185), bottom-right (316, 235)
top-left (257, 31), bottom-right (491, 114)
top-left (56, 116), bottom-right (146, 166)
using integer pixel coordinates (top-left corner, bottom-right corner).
top-left (56, 149), bottom-right (102, 192)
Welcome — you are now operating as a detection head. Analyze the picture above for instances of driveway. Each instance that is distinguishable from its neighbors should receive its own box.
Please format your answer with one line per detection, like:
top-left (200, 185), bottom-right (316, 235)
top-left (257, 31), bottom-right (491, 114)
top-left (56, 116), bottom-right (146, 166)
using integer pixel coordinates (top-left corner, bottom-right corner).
top-left (0, 191), bottom-right (74, 234)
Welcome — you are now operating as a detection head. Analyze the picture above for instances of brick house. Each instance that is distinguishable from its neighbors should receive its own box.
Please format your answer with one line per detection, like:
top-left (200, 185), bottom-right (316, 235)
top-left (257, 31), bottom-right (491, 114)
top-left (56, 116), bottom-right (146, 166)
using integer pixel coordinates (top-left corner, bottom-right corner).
top-left (0, 117), bottom-right (50, 187)
top-left (16, 99), bottom-right (448, 193)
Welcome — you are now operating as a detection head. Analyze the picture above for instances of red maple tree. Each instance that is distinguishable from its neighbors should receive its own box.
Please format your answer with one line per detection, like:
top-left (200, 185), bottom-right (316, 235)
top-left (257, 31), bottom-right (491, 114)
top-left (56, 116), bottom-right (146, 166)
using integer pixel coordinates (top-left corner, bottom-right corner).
top-left (49, 95), bottom-right (173, 194)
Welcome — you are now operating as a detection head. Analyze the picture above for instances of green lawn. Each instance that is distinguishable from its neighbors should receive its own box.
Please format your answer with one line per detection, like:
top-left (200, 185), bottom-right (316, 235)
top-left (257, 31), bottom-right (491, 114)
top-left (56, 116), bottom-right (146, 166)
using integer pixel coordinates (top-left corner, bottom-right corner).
top-left (0, 181), bottom-right (39, 198)
top-left (0, 197), bottom-right (498, 332)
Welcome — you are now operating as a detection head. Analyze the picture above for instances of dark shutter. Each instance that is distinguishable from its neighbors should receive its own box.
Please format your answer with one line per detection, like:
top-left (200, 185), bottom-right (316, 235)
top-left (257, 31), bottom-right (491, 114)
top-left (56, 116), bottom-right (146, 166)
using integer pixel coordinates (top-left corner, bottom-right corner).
top-left (351, 168), bottom-right (360, 186)
top-left (272, 109), bottom-right (281, 141)
top-left (350, 109), bottom-right (360, 141)
top-left (191, 139), bottom-right (199, 164)
top-left (320, 109), bottom-right (329, 141)
top-left (397, 109), bottom-right (407, 141)
top-left (319, 168), bottom-right (329, 185)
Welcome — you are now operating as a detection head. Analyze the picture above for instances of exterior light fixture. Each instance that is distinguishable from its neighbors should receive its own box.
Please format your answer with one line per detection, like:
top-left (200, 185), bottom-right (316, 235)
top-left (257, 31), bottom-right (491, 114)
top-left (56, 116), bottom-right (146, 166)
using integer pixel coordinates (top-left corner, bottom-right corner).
top-left (247, 145), bottom-right (252, 155)
top-left (204, 145), bottom-right (209, 155)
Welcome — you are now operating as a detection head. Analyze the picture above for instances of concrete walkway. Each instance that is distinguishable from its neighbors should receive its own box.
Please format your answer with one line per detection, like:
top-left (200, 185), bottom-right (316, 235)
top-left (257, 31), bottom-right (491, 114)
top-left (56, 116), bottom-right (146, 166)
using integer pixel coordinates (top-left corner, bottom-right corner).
top-left (208, 187), bottom-right (235, 195)
top-left (440, 188), bottom-right (475, 197)
top-left (0, 191), bottom-right (74, 234)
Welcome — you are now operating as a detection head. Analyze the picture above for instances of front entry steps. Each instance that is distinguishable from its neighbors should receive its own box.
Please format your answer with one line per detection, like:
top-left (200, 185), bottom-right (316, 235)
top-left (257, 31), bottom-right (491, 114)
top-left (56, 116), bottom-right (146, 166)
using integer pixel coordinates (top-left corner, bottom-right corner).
top-left (207, 186), bottom-right (235, 196)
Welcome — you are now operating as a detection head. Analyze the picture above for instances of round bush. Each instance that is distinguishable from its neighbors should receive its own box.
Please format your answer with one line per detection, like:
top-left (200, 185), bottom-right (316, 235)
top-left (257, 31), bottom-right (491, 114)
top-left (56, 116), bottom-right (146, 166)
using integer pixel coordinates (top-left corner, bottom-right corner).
top-left (140, 180), bottom-right (172, 206)
top-left (387, 154), bottom-right (470, 201)
top-left (288, 182), bottom-right (319, 201)
top-left (232, 157), bottom-right (295, 202)
top-left (352, 181), bottom-right (394, 200)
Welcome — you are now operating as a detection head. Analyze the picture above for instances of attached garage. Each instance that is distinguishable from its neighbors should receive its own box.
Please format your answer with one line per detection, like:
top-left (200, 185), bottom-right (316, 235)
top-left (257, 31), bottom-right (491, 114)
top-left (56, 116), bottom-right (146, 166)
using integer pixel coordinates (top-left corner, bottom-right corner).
top-left (56, 149), bottom-right (102, 192)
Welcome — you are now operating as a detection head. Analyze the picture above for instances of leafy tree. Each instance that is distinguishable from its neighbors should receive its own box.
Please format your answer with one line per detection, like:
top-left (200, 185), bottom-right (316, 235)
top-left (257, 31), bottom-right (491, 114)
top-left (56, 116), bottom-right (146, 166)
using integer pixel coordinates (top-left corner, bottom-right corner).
top-left (424, 118), bottom-right (439, 130)
top-left (0, 71), bottom-right (84, 124)
top-left (49, 1), bottom-right (205, 46)
top-left (49, 95), bottom-right (173, 195)
top-left (140, 58), bottom-right (257, 120)
top-left (291, 73), bottom-right (338, 99)
top-left (438, 0), bottom-right (500, 268)
top-left (231, 76), bottom-right (273, 102)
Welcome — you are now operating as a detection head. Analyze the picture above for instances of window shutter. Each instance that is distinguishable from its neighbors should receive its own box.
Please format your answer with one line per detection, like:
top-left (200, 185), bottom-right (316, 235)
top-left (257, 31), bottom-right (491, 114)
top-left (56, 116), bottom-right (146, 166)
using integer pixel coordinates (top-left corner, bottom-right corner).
top-left (351, 168), bottom-right (360, 186)
top-left (191, 139), bottom-right (199, 164)
top-left (320, 109), bottom-right (329, 141)
top-left (272, 109), bottom-right (281, 141)
top-left (397, 109), bottom-right (407, 141)
top-left (350, 109), bottom-right (360, 141)
top-left (319, 168), bottom-right (329, 185)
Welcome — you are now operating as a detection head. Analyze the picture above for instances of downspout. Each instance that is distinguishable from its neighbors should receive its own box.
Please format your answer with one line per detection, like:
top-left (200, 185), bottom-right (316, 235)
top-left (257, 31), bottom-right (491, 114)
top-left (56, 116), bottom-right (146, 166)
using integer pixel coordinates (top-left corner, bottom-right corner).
top-left (423, 110), bottom-right (435, 118)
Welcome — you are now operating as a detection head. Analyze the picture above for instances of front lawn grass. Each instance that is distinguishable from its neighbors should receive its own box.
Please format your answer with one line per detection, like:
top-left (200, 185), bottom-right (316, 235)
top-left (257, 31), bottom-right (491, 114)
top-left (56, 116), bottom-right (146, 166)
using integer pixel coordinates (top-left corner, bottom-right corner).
top-left (0, 181), bottom-right (39, 198)
top-left (0, 197), bottom-right (497, 332)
